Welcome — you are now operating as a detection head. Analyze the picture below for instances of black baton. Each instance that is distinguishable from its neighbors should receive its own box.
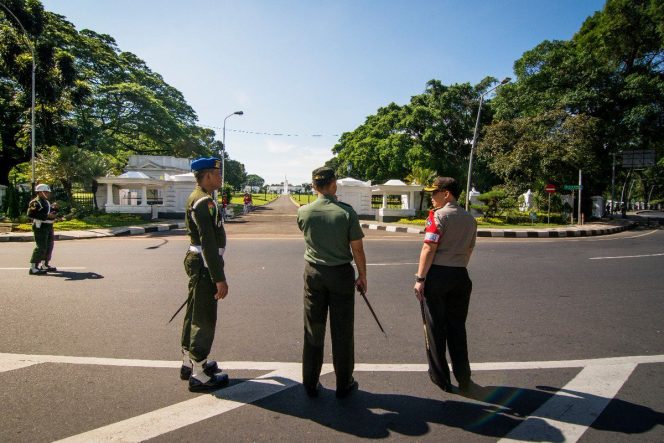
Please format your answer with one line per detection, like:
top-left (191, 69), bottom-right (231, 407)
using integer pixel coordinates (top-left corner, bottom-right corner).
top-left (168, 299), bottom-right (188, 324)
top-left (359, 288), bottom-right (387, 337)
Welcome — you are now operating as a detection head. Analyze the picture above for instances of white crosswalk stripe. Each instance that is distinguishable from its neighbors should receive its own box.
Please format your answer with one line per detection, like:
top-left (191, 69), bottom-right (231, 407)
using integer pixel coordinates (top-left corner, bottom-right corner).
top-left (1, 352), bottom-right (661, 442)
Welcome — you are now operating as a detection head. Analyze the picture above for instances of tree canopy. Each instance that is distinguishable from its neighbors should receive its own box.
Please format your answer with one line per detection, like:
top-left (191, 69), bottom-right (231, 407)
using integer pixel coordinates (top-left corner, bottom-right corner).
top-left (0, 0), bottom-right (226, 187)
top-left (330, 0), bottom-right (663, 206)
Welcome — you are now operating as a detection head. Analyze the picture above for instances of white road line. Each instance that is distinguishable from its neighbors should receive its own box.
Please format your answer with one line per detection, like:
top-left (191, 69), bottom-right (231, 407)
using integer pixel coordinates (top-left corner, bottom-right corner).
top-left (366, 262), bottom-right (419, 266)
top-left (500, 363), bottom-right (637, 443)
top-left (55, 364), bottom-right (331, 443)
top-left (3, 353), bottom-right (662, 442)
top-left (1, 352), bottom-right (662, 373)
top-left (589, 252), bottom-right (664, 260)
top-left (0, 267), bottom-right (87, 270)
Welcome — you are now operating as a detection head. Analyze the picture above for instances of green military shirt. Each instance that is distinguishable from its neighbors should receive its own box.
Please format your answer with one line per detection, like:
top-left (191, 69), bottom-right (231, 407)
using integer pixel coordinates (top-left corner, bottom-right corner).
top-left (186, 186), bottom-right (227, 282)
top-left (297, 194), bottom-right (364, 266)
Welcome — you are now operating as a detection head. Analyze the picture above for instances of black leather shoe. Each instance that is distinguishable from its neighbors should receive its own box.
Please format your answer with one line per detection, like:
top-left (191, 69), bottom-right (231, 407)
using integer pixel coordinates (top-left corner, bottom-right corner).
top-left (336, 380), bottom-right (359, 399)
top-left (304, 382), bottom-right (322, 398)
top-left (29, 268), bottom-right (46, 275)
top-left (180, 360), bottom-right (221, 381)
top-left (43, 265), bottom-right (57, 272)
top-left (188, 373), bottom-right (229, 392)
top-left (458, 379), bottom-right (480, 396)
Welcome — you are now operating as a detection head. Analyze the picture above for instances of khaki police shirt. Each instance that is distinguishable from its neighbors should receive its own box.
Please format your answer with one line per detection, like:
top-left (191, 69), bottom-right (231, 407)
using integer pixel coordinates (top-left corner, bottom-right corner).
top-left (186, 186), bottom-right (227, 282)
top-left (423, 202), bottom-right (477, 267)
top-left (297, 194), bottom-right (364, 266)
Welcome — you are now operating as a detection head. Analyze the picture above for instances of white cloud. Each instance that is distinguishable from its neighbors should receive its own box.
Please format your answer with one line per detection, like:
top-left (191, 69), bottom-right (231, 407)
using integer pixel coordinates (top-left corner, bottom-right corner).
top-left (265, 140), bottom-right (296, 154)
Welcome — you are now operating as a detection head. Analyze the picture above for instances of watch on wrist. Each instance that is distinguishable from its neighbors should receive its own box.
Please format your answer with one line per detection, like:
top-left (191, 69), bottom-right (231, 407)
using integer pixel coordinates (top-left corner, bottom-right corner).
top-left (415, 274), bottom-right (426, 283)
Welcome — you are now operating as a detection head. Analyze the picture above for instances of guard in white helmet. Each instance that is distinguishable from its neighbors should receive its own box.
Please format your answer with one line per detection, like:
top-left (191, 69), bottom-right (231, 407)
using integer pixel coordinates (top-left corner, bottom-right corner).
top-left (27, 184), bottom-right (59, 275)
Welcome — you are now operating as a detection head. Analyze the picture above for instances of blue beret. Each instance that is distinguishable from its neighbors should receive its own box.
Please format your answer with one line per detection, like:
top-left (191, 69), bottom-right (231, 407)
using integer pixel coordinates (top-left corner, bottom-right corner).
top-left (191, 157), bottom-right (221, 171)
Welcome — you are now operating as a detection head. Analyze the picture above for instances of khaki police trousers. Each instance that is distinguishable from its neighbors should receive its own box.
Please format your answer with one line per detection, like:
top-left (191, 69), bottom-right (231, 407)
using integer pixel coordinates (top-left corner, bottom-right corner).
top-left (181, 251), bottom-right (218, 363)
top-left (302, 261), bottom-right (355, 390)
top-left (422, 264), bottom-right (472, 388)
top-left (31, 223), bottom-right (54, 264)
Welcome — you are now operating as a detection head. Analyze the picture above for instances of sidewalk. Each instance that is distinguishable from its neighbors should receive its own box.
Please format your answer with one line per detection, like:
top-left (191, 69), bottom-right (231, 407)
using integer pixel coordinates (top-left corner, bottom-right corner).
top-left (0, 221), bottom-right (186, 242)
top-left (361, 218), bottom-right (638, 238)
top-left (1, 211), bottom-right (653, 243)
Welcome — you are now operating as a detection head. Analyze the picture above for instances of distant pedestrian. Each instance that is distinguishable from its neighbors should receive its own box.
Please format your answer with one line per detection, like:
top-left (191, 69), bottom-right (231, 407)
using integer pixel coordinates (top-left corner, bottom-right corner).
top-left (243, 192), bottom-right (252, 214)
top-left (180, 157), bottom-right (230, 392)
top-left (297, 166), bottom-right (367, 399)
top-left (221, 195), bottom-right (229, 221)
top-left (413, 177), bottom-right (478, 394)
top-left (27, 184), bottom-right (58, 275)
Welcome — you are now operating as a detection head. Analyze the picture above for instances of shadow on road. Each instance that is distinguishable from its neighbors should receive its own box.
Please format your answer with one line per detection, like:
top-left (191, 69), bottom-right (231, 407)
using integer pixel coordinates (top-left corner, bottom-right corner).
top-left (244, 378), bottom-right (663, 440)
top-left (47, 271), bottom-right (104, 281)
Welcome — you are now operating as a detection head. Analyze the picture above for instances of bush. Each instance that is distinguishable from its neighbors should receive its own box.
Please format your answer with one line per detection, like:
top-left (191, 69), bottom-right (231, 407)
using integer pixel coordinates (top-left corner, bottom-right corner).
top-left (473, 188), bottom-right (517, 218)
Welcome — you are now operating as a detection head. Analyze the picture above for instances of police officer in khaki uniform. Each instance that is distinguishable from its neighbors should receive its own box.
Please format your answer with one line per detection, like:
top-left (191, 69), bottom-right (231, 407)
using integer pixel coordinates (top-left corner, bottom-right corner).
top-left (297, 167), bottom-right (367, 399)
top-left (27, 184), bottom-right (58, 275)
top-left (413, 177), bottom-right (477, 393)
top-left (180, 157), bottom-right (229, 392)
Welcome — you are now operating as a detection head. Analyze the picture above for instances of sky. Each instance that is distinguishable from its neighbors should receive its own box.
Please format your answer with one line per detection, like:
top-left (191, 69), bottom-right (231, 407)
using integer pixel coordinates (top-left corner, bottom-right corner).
top-left (41, 0), bottom-right (606, 185)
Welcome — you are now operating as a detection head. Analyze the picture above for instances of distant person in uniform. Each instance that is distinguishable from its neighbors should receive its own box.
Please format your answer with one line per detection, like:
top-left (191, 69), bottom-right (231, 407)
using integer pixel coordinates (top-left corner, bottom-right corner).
top-left (221, 194), bottom-right (229, 221)
top-left (27, 184), bottom-right (58, 275)
top-left (297, 166), bottom-right (367, 399)
top-left (413, 177), bottom-right (478, 394)
top-left (243, 192), bottom-right (252, 214)
top-left (180, 157), bottom-right (230, 392)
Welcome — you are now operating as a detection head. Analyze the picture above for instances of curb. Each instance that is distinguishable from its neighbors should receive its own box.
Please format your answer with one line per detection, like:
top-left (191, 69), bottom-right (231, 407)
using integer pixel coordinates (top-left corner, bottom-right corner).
top-left (0, 222), bottom-right (186, 243)
top-left (360, 221), bottom-right (636, 238)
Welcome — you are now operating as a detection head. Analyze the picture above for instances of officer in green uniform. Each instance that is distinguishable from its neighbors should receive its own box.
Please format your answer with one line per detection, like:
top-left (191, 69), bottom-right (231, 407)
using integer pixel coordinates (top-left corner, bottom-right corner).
top-left (27, 184), bottom-right (58, 275)
top-left (297, 166), bottom-right (367, 399)
top-left (180, 157), bottom-right (229, 392)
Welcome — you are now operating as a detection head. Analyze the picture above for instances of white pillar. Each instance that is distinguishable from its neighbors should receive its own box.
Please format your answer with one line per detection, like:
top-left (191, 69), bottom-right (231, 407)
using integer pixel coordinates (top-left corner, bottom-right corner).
top-left (382, 194), bottom-right (387, 208)
top-left (141, 185), bottom-right (148, 206)
top-left (409, 191), bottom-right (414, 209)
top-left (106, 183), bottom-right (113, 206)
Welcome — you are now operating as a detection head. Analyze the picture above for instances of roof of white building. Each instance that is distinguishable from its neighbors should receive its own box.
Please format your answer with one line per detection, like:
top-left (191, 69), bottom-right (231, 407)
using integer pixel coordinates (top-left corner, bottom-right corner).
top-left (118, 171), bottom-right (150, 179)
top-left (337, 177), bottom-right (372, 187)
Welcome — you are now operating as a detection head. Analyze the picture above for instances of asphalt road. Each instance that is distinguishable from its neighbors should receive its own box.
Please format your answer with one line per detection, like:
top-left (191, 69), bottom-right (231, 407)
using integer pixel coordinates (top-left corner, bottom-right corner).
top-left (1, 197), bottom-right (662, 442)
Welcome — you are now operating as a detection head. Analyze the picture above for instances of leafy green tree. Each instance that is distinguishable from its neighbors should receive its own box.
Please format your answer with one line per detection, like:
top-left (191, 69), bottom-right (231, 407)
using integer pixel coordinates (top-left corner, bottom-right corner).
top-left (487, 0), bottom-right (664, 202)
top-left (223, 158), bottom-right (247, 190)
top-left (1, 0), bottom-right (219, 186)
top-left (332, 78), bottom-right (499, 185)
top-left (474, 188), bottom-right (515, 219)
top-left (246, 174), bottom-right (265, 188)
top-left (479, 110), bottom-right (601, 190)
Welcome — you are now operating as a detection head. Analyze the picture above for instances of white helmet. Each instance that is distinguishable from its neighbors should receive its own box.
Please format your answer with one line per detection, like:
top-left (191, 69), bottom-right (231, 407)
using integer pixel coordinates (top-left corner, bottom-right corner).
top-left (35, 184), bottom-right (51, 192)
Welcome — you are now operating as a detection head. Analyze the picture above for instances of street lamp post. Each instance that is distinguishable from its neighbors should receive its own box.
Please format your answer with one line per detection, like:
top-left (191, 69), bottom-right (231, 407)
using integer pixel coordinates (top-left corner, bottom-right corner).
top-left (0, 2), bottom-right (36, 192)
top-left (221, 111), bottom-right (244, 190)
top-left (465, 77), bottom-right (511, 210)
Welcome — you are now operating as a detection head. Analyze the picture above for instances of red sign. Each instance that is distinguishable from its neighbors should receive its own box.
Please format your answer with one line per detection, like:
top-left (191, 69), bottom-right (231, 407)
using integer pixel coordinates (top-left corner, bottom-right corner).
top-left (545, 184), bottom-right (556, 194)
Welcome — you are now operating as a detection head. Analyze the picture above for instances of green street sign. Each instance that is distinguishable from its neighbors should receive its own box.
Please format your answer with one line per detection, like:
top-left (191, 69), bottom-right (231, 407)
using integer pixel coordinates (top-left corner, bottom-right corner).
top-left (563, 185), bottom-right (583, 190)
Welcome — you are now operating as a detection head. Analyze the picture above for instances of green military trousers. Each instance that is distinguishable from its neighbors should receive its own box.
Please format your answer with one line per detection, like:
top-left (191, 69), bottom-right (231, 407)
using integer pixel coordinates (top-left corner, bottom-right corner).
top-left (181, 251), bottom-right (218, 363)
top-left (31, 223), bottom-right (54, 264)
top-left (302, 261), bottom-right (356, 390)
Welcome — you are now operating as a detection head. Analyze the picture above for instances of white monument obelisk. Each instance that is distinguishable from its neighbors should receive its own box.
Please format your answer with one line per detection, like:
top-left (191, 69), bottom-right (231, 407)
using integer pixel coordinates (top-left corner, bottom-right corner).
top-left (283, 176), bottom-right (289, 195)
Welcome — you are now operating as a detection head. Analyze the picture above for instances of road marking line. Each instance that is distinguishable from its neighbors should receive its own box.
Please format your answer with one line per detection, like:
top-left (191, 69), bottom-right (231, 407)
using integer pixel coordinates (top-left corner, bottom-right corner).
top-left (55, 364), bottom-right (331, 443)
top-left (589, 252), bottom-right (664, 260)
top-left (366, 262), bottom-right (419, 266)
top-left (500, 363), bottom-right (637, 443)
top-left (1, 352), bottom-right (662, 373)
top-left (0, 267), bottom-right (87, 270)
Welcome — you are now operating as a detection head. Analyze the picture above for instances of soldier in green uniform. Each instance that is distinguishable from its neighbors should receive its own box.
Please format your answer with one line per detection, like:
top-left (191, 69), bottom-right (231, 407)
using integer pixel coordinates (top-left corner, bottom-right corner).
top-left (297, 166), bottom-right (367, 399)
top-left (27, 184), bottom-right (58, 275)
top-left (179, 157), bottom-right (229, 392)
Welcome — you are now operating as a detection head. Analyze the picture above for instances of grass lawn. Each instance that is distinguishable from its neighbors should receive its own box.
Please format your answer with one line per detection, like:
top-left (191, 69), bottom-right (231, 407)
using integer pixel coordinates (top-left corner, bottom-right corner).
top-left (290, 194), bottom-right (317, 206)
top-left (398, 217), bottom-right (570, 229)
top-left (13, 213), bottom-right (149, 232)
top-left (228, 193), bottom-right (279, 206)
